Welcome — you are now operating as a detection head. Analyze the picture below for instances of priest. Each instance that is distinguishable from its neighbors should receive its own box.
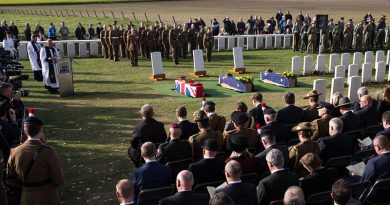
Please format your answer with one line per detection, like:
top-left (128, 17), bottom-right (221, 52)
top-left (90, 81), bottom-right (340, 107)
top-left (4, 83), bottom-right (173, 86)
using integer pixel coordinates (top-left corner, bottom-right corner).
top-left (27, 34), bottom-right (43, 81)
top-left (40, 39), bottom-right (61, 93)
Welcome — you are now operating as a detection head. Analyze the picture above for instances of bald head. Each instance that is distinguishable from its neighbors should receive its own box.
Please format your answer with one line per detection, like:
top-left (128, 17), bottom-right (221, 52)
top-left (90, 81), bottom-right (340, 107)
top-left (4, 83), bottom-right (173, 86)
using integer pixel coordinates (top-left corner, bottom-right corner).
top-left (169, 127), bottom-right (182, 139)
top-left (176, 170), bottom-right (194, 191)
top-left (115, 179), bottom-right (133, 203)
top-left (225, 160), bottom-right (242, 181)
top-left (360, 95), bottom-right (372, 109)
top-left (373, 135), bottom-right (390, 154)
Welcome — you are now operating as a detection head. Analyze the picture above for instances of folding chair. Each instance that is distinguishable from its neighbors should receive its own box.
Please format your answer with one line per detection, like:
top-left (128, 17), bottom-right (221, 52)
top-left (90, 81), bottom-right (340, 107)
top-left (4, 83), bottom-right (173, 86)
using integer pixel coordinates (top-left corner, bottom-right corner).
top-left (360, 178), bottom-right (390, 203)
top-left (166, 158), bottom-right (193, 180)
top-left (325, 155), bottom-right (352, 168)
top-left (137, 185), bottom-right (174, 205)
top-left (363, 124), bottom-right (384, 138)
top-left (350, 149), bottom-right (374, 164)
top-left (305, 191), bottom-right (332, 205)
top-left (350, 180), bottom-right (371, 200)
top-left (241, 172), bottom-right (258, 184)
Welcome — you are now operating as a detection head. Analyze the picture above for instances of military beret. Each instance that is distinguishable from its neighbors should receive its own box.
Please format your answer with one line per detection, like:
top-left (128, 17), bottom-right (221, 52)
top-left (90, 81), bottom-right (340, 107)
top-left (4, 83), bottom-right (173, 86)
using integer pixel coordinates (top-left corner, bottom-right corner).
top-left (231, 111), bottom-right (249, 125)
top-left (170, 123), bottom-right (181, 129)
top-left (263, 108), bottom-right (276, 115)
top-left (230, 135), bottom-right (248, 153)
top-left (317, 102), bottom-right (334, 110)
top-left (193, 110), bottom-right (208, 122)
top-left (202, 139), bottom-right (219, 152)
top-left (24, 116), bottom-right (44, 126)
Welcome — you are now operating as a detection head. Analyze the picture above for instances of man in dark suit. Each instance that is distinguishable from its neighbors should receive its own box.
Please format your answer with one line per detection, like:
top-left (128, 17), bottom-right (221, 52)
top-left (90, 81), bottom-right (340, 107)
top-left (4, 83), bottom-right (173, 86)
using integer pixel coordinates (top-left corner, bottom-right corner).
top-left (249, 92), bottom-right (267, 126)
top-left (376, 111), bottom-right (390, 139)
top-left (336, 97), bottom-right (361, 133)
top-left (358, 135), bottom-right (390, 202)
top-left (159, 170), bottom-right (209, 205)
top-left (255, 129), bottom-right (288, 177)
top-left (299, 153), bottom-right (338, 198)
top-left (216, 160), bottom-right (258, 205)
top-left (318, 118), bottom-right (354, 162)
top-left (331, 179), bottom-right (361, 205)
top-left (261, 108), bottom-right (288, 144)
top-left (188, 139), bottom-right (225, 185)
top-left (356, 95), bottom-right (380, 128)
top-left (257, 149), bottom-right (299, 205)
top-left (132, 142), bottom-right (172, 205)
top-left (115, 179), bottom-right (135, 205)
top-left (352, 86), bottom-right (378, 112)
top-left (302, 90), bottom-right (321, 122)
top-left (156, 123), bottom-right (192, 164)
top-left (176, 106), bottom-right (199, 140)
top-left (203, 101), bottom-right (226, 132)
top-left (277, 92), bottom-right (303, 125)
top-left (130, 104), bottom-right (167, 167)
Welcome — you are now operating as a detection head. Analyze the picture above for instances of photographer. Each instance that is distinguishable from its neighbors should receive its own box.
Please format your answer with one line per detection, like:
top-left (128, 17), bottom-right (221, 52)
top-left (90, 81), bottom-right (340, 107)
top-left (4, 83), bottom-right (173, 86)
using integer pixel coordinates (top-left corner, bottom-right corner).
top-left (0, 83), bottom-right (25, 128)
top-left (0, 99), bottom-right (21, 162)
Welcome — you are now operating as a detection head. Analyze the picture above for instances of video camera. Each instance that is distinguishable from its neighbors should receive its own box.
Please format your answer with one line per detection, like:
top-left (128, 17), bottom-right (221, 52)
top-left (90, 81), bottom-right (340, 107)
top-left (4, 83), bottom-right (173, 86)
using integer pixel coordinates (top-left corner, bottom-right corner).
top-left (0, 48), bottom-right (29, 96)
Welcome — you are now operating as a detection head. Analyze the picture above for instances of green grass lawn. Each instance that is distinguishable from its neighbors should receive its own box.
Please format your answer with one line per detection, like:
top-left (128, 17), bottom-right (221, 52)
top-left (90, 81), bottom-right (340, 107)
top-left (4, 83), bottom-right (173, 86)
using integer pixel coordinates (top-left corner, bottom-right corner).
top-left (0, 0), bottom-right (156, 5)
top-left (17, 48), bottom-right (388, 204)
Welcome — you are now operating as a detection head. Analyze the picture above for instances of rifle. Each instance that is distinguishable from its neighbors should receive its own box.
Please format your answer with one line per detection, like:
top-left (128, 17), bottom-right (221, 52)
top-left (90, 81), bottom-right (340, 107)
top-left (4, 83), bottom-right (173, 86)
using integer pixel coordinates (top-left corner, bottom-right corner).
top-left (172, 16), bottom-right (176, 25)
top-left (158, 14), bottom-right (162, 23)
top-left (144, 12), bottom-right (149, 22)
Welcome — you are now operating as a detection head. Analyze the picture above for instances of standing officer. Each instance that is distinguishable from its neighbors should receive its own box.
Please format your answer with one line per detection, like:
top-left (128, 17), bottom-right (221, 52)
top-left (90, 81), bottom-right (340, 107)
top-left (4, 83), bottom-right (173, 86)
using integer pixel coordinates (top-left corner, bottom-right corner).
top-left (157, 22), bottom-right (165, 58)
top-left (188, 24), bottom-right (197, 55)
top-left (169, 23), bottom-right (181, 65)
top-left (105, 25), bottom-right (113, 60)
top-left (6, 117), bottom-right (64, 205)
top-left (364, 20), bottom-right (375, 50)
top-left (376, 16), bottom-right (386, 50)
top-left (147, 26), bottom-right (158, 53)
top-left (162, 24), bottom-right (170, 59)
top-left (292, 21), bottom-right (300, 52)
top-left (127, 27), bottom-right (140, 67)
top-left (109, 24), bottom-right (121, 61)
top-left (197, 26), bottom-right (205, 50)
top-left (319, 28), bottom-right (329, 53)
top-left (122, 25), bottom-right (131, 59)
top-left (119, 25), bottom-right (126, 58)
top-left (181, 25), bottom-right (189, 59)
top-left (300, 21), bottom-right (309, 52)
top-left (203, 27), bottom-right (214, 62)
top-left (331, 22), bottom-right (341, 53)
top-left (307, 22), bottom-right (316, 53)
top-left (100, 25), bottom-right (108, 58)
top-left (138, 22), bottom-right (148, 58)
top-left (354, 21), bottom-right (364, 51)
top-left (343, 22), bottom-right (353, 51)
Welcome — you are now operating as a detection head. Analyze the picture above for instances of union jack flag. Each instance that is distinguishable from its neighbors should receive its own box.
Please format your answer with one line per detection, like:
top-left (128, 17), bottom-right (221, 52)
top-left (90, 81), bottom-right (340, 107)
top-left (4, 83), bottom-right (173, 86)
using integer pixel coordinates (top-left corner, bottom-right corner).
top-left (175, 80), bottom-right (204, 98)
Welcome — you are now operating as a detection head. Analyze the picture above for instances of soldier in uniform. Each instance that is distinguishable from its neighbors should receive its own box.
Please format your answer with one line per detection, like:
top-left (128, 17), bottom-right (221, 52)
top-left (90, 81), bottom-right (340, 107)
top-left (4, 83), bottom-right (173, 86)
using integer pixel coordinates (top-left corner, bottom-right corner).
top-left (306, 22), bottom-right (316, 53)
top-left (119, 25), bottom-right (126, 58)
top-left (343, 22), bottom-right (353, 51)
top-left (310, 102), bottom-right (333, 141)
top-left (223, 111), bottom-right (259, 155)
top-left (127, 27), bottom-right (140, 67)
top-left (100, 25), bottom-right (108, 58)
top-left (331, 22), bottom-right (341, 53)
top-left (203, 27), bottom-right (214, 62)
top-left (354, 21), bottom-right (364, 51)
top-left (364, 20), bottom-right (375, 50)
top-left (188, 24), bottom-right (197, 55)
top-left (157, 22), bottom-right (165, 58)
top-left (197, 26), bottom-right (205, 50)
top-left (375, 16), bottom-right (386, 50)
top-left (122, 25), bottom-right (130, 59)
top-left (138, 22), bottom-right (148, 58)
top-left (300, 21), bottom-right (309, 52)
top-left (292, 21), bottom-right (300, 52)
top-left (6, 117), bottom-right (64, 205)
top-left (180, 25), bottom-right (189, 59)
top-left (302, 90), bottom-right (321, 122)
top-left (104, 25), bottom-right (112, 60)
top-left (169, 23), bottom-right (181, 65)
top-left (387, 26), bottom-right (390, 49)
top-left (147, 25), bottom-right (158, 53)
top-left (188, 110), bottom-right (223, 161)
top-left (162, 24), bottom-right (170, 59)
top-left (109, 24), bottom-right (121, 61)
top-left (319, 28), bottom-right (329, 53)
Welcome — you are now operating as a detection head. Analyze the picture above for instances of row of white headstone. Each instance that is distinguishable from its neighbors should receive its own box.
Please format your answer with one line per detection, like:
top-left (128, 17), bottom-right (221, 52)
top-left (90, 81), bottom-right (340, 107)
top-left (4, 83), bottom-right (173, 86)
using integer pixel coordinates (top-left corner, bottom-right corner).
top-left (216, 34), bottom-right (292, 51)
top-left (151, 47), bottom-right (246, 76)
top-left (313, 76), bottom-right (363, 104)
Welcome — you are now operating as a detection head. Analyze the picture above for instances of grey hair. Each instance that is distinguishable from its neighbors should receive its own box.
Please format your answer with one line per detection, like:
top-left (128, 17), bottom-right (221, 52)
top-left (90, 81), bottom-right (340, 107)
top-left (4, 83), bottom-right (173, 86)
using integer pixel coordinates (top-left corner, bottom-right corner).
top-left (225, 160), bottom-right (242, 178)
top-left (357, 87), bottom-right (369, 96)
top-left (329, 118), bottom-right (343, 134)
top-left (283, 186), bottom-right (305, 205)
top-left (140, 104), bottom-right (154, 118)
top-left (266, 149), bottom-right (284, 168)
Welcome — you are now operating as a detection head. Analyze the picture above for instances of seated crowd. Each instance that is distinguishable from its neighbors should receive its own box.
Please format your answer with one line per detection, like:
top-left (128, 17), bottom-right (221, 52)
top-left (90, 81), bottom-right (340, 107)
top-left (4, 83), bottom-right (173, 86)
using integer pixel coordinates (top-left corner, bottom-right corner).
top-left (119, 85), bottom-right (390, 205)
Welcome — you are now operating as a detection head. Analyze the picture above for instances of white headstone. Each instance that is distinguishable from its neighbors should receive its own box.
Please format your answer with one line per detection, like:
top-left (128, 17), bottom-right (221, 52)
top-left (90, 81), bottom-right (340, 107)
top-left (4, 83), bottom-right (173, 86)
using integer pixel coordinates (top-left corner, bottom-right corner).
top-left (90, 42), bottom-right (99, 56)
top-left (348, 76), bottom-right (362, 103)
top-left (361, 63), bottom-right (372, 83)
top-left (329, 53), bottom-right (339, 73)
top-left (247, 36), bottom-right (254, 50)
top-left (255, 36), bottom-right (264, 49)
top-left (193, 49), bottom-right (205, 72)
top-left (334, 65), bottom-right (346, 79)
top-left (387, 50), bottom-right (390, 65)
top-left (151, 52), bottom-right (164, 75)
top-left (18, 43), bottom-right (27, 60)
top-left (291, 56), bottom-right (301, 74)
top-left (341, 53), bottom-right (350, 67)
top-left (227, 37), bottom-right (235, 50)
top-left (67, 43), bottom-right (76, 58)
top-left (265, 36), bottom-right (273, 49)
top-left (313, 79), bottom-right (327, 102)
top-left (347, 64), bottom-right (359, 80)
top-left (283, 35), bottom-right (292, 49)
top-left (237, 37), bottom-right (244, 48)
top-left (375, 61), bottom-right (386, 82)
top-left (353, 52), bottom-right (362, 68)
top-left (315, 54), bottom-right (326, 73)
top-left (375, 50), bottom-right (385, 64)
top-left (364, 51), bottom-right (373, 64)
top-left (303, 55), bottom-right (313, 75)
top-left (330, 77), bottom-right (345, 102)
top-left (274, 35), bottom-right (282, 48)
top-left (233, 47), bottom-right (244, 68)
top-left (218, 38), bottom-right (225, 51)
top-left (55, 43), bottom-right (64, 57)
top-left (79, 43), bottom-right (88, 57)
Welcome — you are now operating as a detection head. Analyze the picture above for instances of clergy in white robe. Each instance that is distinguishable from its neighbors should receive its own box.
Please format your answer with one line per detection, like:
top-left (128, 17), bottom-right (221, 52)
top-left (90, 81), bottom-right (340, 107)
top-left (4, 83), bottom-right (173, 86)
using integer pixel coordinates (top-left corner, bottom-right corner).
top-left (40, 39), bottom-right (61, 93)
top-left (27, 34), bottom-right (43, 81)
top-left (2, 32), bottom-right (17, 58)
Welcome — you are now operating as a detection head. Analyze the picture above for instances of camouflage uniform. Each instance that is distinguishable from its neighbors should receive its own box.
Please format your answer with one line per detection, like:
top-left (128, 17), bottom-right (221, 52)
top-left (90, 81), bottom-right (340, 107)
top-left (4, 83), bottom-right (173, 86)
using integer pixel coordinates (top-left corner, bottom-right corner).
top-left (375, 19), bottom-right (386, 50)
top-left (307, 24), bottom-right (316, 53)
top-left (354, 23), bottom-right (364, 51)
top-left (203, 28), bottom-right (214, 62)
top-left (292, 23), bottom-right (300, 51)
top-left (320, 29), bottom-right (329, 53)
top-left (157, 25), bottom-right (165, 57)
top-left (364, 22), bottom-right (375, 50)
top-left (109, 26), bottom-right (121, 61)
top-left (300, 22), bottom-right (309, 52)
top-left (169, 25), bottom-right (181, 65)
top-left (100, 26), bottom-right (108, 58)
top-left (197, 27), bottom-right (205, 50)
top-left (162, 25), bottom-right (170, 59)
top-left (188, 26), bottom-right (197, 55)
top-left (127, 29), bottom-right (140, 67)
top-left (343, 24), bottom-right (353, 51)
top-left (181, 27), bottom-right (189, 59)
top-left (331, 25), bottom-right (341, 53)
top-left (138, 25), bottom-right (148, 58)
top-left (104, 26), bottom-right (112, 60)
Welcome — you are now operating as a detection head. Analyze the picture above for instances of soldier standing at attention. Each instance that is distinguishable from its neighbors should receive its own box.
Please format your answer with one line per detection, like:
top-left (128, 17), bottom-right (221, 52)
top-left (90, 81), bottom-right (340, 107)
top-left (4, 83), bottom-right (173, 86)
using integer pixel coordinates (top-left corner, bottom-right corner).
top-left (307, 22), bottom-right (316, 53)
top-left (364, 20), bottom-right (374, 50)
top-left (157, 22), bottom-right (165, 58)
top-left (119, 25), bottom-right (126, 58)
top-left (203, 27), bottom-right (214, 62)
top-left (197, 26), bottom-right (205, 50)
top-left (100, 25), bottom-right (108, 58)
top-left (292, 21), bottom-right (300, 52)
top-left (169, 23), bottom-right (181, 65)
top-left (109, 24), bottom-right (121, 61)
top-left (138, 22), bottom-right (148, 58)
top-left (122, 25), bottom-right (130, 59)
top-left (162, 24), bottom-right (170, 59)
top-left (375, 16), bottom-right (386, 50)
top-left (331, 22), bottom-right (341, 53)
top-left (354, 21), bottom-right (364, 51)
top-left (300, 21), bottom-right (309, 52)
top-left (127, 27), bottom-right (140, 67)
top-left (319, 28), bottom-right (329, 53)
top-left (188, 24), bottom-right (197, 56)
top-left (6, 117), bottom-right (64, 205)
top-left (181, 25), bottom-right (189, 59)
top-left (147, 25), bottom-right (158, 52)
top-left (104, 25), bottom-right (113, 60)
top-left (343, 22), bottom-right (353, 51)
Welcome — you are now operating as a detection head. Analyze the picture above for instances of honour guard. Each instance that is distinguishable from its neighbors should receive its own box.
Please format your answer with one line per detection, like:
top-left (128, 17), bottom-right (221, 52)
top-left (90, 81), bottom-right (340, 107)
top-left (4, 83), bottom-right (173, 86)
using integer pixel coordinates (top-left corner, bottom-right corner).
top-left (109, 24), bottom-right (121, 61)
top-left (127, 27), bottom-right (140, 67)
top-left (169, 23), bottom-right (181, 65)
top-left (203, 27), bottom-right (214, 62)
top-left (100, 25), bottom-right (108, 58)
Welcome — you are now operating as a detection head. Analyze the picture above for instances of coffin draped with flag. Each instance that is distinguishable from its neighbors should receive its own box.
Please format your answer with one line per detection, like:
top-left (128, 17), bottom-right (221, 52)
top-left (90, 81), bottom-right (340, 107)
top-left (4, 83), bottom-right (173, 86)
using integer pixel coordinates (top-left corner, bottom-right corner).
top-left (175, 79), bottom-right (204, 98)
